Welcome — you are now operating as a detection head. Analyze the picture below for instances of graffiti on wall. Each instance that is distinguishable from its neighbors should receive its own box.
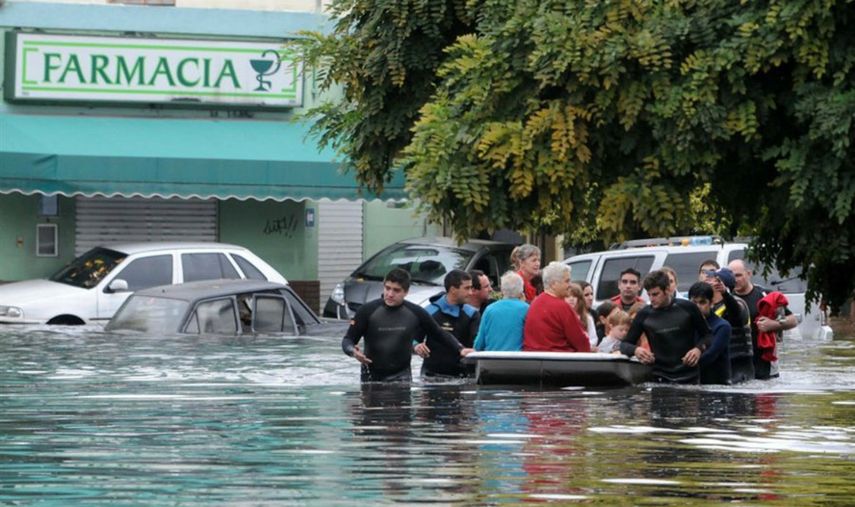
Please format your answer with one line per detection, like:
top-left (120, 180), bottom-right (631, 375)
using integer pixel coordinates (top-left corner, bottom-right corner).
top-left (263, 214), bottom-right (299, 238)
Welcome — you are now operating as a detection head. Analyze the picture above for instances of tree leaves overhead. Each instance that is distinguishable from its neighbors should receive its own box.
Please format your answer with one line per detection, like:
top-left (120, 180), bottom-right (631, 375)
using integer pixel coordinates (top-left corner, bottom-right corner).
top-left (302, 0), bottom-right (855, 309)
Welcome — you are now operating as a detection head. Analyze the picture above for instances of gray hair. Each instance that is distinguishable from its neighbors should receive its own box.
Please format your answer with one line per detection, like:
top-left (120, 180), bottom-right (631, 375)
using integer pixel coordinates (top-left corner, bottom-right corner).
top-left (542, 261), bottom-right (571, 288)
top-left (515, 244), bottom-right (541, 263)
top-left (500, 271), bottom-right (524, 299)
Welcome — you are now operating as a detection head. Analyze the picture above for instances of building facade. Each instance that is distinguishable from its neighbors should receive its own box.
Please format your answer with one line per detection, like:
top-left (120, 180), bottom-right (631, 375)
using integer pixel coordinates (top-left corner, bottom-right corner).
top-left (0, 0), bottom-right (439, 311)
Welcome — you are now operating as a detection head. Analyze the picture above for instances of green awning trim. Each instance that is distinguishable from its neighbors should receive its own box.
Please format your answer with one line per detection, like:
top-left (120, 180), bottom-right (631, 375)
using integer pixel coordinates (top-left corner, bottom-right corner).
top-left (0, 114), bottom-right (406, 201)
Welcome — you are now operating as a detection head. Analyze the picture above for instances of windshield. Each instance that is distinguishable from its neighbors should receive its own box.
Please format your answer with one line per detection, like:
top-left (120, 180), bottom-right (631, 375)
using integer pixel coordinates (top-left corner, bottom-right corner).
top-left (106, 295), bottom-right (189, 334)
top-left (356, 244), bottom-right (474, 285)
top-left (50, 247), bottom-right (127, 289)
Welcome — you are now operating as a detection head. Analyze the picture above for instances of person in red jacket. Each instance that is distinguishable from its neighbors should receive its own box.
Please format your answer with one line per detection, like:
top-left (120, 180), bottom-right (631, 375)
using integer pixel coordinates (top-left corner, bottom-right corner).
top-left (523, 261), bottom-right (591, 352)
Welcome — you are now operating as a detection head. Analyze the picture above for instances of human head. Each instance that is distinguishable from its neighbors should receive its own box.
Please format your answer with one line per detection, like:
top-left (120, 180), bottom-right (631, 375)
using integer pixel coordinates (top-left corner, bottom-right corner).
top-left (698, 259), bottom-right (720, 281)
top-left (467, 269), bottom-right (492, 307)
top-left (661, 266), bottom-right (678, 296)
top-left (566, 283), bottom-right (586, 317)
top-left (383, 268), bottom-right (411, 306)
top-left (618, 267), bottom-right (642, 302)
top-left (728, 259), bottom-right (753, 294)
top-left (713, 267), bottom-right (736, 292)
top-left (515, 244), bottom-right (542, 278)
top-left (578, 281), bottom-right (594, 309)
top-left (500, 271), bottom-right (525, 300)
top-left (443, 269), bottom-right (472, 305)
top-left (643, 269), bottom-right (671, 309)
top-left (542, 261), bottom-right (572, 298)
top-left (688, 281), bottom-right (714, 317)
top-left (606, 309), bottom-right (632, 339)
top-left (596, 300), bottom-right (617, 325)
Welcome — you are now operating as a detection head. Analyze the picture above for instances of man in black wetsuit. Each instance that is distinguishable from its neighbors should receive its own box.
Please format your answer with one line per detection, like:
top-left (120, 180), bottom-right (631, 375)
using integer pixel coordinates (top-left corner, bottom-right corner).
top-left (619, 270), bottom-right (713, 384)
top-left (342, 268), bottom-right (473, 382)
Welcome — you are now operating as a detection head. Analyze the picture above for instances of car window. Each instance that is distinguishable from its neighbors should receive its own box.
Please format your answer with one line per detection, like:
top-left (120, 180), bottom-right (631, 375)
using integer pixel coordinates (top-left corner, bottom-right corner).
top-left (111, 255), bottom-right (173, 292)
top-left (50, 247), bottom-right (127, 289)
top-left (231, 254), bottom-right (268, 281)
top-left (568, 260), bottom-right (592, 283)
top-left (727, 249), bottom-right (807, 293)
top-left (182, 253), bottom-right (240, 283)
top-left (187, 298), bottom-right (238, 335)
top-left (663, 252), bottom-right (717, 292)
top-left (472, 254), bottom-right (500, 288)
top-left (105, 295), bottom-right (188, 334)
top-left (282, 289), bottom-right (319, 325)
top-left (596, 256), bottom-right (655, 300)
top-left (253, 295), bottom-right (296, 333)
top-left (356, 244), bottom-right (473, 285)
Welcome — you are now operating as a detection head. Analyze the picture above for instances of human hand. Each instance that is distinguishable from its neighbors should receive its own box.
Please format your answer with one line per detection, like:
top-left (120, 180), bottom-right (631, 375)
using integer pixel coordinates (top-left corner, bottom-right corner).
top-left (352, 346), bottom-right (372, 365)
top-left (459, 347), bottom-right (474, 357)
top-left (414, 342), bottom-right (430, 358)
top-left (755, 316), bottom-right (777, 333)
top-left (682, 347), bottom-right (701, 367)
top-left (635, 347), bottom-right (655, 364)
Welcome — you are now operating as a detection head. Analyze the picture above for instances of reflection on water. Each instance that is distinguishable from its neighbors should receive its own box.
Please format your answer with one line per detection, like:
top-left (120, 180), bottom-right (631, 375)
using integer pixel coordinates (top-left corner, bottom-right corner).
top-left (1, 326), bottom-right (853, 504)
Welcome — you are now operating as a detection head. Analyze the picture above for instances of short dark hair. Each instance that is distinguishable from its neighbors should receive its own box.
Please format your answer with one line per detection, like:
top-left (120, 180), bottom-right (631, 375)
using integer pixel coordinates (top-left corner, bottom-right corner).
top-left (620, 267), bottom-right (642, 281)
top-left (688, 281), bottom-right (714, 300)
top-left (385, 268), bottom-right (411, 291)
top-left (698, 259), bottom-right (720, 273)
top-left (596, 300), bottom-right (616, 319)
top-left (468, 269), bottom-right (486, 290)
top-left (444, 269), bottom-right (472, 292)
top-left (642, 270), bottom-right (670, 292)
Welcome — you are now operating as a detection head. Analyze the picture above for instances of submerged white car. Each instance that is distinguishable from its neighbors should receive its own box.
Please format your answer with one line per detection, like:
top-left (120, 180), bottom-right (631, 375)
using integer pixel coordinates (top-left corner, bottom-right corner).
top-left (0, 242), bottom-right (287, 325)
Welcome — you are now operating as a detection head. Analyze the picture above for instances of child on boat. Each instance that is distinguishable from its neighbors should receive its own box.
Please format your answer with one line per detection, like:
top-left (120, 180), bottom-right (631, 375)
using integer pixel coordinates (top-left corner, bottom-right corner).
top-left (597, 310), bottom-right (632, 353)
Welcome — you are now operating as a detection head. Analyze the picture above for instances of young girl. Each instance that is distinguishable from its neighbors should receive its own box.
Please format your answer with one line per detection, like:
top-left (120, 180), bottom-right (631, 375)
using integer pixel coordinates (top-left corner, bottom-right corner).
top-left (567, 283), bottom-right (597, 349)
top-left (597, 310), bottom-right (632, 353)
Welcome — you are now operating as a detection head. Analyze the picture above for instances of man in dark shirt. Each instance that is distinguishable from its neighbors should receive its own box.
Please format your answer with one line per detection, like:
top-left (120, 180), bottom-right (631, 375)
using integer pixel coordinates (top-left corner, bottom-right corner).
top-left (342, 268), bottom-right (473, 382)
top-left (467, 269), bottom-right (496, 314)
top-left (417, 270), bottom-right (480, 377)
top-left (728, 259), bottom-right (797, 379)
top-left (620, 270), bottom-right (712, 384)
top-left (689, 281), bottom-right (732, 385)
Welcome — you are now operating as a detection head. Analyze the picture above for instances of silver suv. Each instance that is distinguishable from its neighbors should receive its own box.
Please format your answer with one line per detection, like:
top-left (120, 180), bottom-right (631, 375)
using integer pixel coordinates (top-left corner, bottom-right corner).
top-left (323, 237), bottom-right (518, 319)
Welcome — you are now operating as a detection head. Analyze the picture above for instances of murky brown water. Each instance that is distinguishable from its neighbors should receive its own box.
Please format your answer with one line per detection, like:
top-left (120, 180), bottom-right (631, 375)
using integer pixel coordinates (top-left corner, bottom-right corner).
top-left (1, 326), bottom-right (853, 505)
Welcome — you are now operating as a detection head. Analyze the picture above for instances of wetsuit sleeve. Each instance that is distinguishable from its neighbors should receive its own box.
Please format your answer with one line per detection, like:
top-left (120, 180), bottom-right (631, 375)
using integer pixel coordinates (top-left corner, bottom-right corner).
top-left (700, 320), bottom-right (731, 366)
top-left (722, 291), bottom-right (746, 328)
top-left (619, 307), bottom-right (649, 357)
top-left (341, 303), bottom-right (372, 356)
top-left (468, 310), bottom-right (481, 346)
top-left (413, 302), bottom-right (464, 352)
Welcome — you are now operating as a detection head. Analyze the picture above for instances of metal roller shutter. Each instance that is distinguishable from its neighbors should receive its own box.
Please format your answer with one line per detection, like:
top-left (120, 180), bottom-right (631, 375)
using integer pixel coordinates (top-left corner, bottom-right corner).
top-left (75, 196), bottom-right (218, 255)
top-left (317, 201), bottom-right (363, 309)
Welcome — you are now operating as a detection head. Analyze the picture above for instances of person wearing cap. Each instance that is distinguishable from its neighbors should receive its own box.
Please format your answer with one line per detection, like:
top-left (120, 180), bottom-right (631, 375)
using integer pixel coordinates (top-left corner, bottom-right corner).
top-left (701, 267), bottom-right (750, 331)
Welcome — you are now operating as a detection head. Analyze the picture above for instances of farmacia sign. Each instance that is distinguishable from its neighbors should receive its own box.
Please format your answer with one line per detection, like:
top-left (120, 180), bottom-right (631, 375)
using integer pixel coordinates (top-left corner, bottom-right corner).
top-left (5, 32), bottom-right (302, 108)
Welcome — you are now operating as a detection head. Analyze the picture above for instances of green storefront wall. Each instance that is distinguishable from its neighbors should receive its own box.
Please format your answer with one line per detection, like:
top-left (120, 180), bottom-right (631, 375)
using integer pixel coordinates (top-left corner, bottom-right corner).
top-left (0, 193), bottom-right (76, 280)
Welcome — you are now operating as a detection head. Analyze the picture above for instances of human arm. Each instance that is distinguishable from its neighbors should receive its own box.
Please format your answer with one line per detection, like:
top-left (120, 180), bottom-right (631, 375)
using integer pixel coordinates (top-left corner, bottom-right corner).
top-left (722, 291), bottom-right (746, 328)
top-left (562, 306), bottom-right (591, 352)
top-left (619, 307), bottom-right (654, 363)
top-left (756, 313), bottom-right (797, 333)
top-left (342, 308), bottom-right (372, 365)
top-left (413, 302), bottom-right (468, 356)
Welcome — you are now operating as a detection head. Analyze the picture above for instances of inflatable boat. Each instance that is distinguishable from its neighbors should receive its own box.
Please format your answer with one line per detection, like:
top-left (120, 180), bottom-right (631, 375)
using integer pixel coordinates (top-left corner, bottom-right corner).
top-left (464, 351), bottom-right (653, 387)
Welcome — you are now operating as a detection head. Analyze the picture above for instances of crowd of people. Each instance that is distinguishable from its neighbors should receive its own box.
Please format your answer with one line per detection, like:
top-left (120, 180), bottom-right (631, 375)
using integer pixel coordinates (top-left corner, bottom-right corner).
top-left (342, 244), bottom-right (796, 385)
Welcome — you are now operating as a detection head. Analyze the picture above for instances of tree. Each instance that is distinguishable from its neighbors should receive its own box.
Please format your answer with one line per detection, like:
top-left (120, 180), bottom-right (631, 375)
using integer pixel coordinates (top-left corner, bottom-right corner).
top-left (301, 0), bottom-right (855, 310)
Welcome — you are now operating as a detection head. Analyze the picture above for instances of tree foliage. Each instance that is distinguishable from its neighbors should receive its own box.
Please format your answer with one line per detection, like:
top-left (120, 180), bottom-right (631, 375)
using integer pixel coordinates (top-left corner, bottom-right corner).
top-left (301, 0), bottom-right (855, 309)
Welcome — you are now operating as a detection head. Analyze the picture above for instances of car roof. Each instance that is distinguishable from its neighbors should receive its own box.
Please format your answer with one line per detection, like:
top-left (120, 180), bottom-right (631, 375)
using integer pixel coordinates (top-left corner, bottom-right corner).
top-left (133, 279), bottom-right (288, 300)
top-left (397, 236), bottom-right (518, 252)
top-left (566, 243), bottom-right (748, 261)
top-left (101, 241), bottom-right (248, 255)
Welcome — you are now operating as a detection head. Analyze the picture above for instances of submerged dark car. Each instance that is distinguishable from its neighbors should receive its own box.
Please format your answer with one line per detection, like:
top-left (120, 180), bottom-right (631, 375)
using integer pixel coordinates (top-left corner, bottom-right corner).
top-left (106, 279), bottom-right (348, 337)
top-left (323, 237), bottom-right (519, 319)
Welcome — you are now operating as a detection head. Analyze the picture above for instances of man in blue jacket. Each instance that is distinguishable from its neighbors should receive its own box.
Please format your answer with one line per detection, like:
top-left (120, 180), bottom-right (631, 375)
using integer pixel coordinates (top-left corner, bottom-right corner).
top-left (416, 269), bottom-right (481, 377)
top-left (689, 281), bottom-right (732, 385)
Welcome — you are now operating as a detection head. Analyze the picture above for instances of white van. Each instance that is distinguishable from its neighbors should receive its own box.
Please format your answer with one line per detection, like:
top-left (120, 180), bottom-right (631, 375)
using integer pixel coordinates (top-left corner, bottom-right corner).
top-left (564, 236), bottom-right (832, 340)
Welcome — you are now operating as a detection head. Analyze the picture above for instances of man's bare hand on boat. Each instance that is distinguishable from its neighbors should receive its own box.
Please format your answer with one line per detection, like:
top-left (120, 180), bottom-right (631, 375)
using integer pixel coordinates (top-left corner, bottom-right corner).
top-left (414, 342), bottom-right (474, 358)
top-left (634, 347), bottom-right (655, 364)
top-left (681, 347), bottom-right (701, 367)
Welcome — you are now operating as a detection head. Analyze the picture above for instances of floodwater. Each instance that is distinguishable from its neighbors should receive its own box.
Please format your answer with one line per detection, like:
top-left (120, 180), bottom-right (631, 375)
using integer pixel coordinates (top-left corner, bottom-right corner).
top-left (1, 326), bottom-right (853, 505)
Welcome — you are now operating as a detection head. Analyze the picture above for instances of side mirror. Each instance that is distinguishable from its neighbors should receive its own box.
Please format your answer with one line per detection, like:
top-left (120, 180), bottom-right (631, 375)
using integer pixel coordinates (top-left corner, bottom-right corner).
top-left (107, 279), bottom-right (129, 293)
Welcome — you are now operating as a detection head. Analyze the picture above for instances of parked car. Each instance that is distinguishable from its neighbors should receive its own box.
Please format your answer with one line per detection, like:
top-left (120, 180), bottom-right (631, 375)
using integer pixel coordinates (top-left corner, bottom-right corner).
top-left (323, 237), bottom-right (519, 319)
top-left (0, 242), bottom-right (286, 325)
top-left (106, 279), bottom-right (347, 337)
top-left (563, 236), bottom-right (832, 340)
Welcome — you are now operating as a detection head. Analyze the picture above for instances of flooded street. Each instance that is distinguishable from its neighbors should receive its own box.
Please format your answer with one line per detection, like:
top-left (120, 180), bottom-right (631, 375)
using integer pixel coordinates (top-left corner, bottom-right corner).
top-left (1, 326), bottom-right (853, 505)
